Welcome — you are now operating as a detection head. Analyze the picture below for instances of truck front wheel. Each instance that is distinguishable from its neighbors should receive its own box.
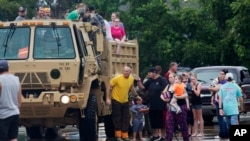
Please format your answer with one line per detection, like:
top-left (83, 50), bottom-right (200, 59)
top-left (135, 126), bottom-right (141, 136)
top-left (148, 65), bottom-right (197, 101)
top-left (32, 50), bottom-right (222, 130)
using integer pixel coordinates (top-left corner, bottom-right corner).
top-left (79, 94), bottom-right (98, 141)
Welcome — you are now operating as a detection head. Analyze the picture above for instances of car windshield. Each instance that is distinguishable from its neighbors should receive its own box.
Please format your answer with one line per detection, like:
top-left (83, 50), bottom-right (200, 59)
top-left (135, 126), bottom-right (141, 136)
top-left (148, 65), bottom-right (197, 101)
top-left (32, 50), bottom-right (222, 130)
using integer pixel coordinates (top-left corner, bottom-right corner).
top-left (0, 27), bottom-right (30, 59)
top-left (193, 69), bottom-right (238, 84)
top-left (34, 26), bottom-right (75, 59)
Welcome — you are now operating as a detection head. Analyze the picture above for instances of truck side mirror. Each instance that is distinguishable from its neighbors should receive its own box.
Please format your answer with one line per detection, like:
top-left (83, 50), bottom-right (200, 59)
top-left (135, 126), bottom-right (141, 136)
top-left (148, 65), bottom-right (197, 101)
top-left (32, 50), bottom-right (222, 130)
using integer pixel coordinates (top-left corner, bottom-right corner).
top-left (96, 32), bottom-right (104, 52)
top-left (91, 25), bottom-right (104, 52)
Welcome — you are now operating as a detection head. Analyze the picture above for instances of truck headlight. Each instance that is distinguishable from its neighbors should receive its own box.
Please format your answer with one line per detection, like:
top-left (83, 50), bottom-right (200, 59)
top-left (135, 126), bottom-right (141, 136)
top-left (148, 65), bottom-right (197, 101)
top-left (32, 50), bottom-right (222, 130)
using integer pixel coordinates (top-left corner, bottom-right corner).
top-left (61, 95), bottom-right (70, 104)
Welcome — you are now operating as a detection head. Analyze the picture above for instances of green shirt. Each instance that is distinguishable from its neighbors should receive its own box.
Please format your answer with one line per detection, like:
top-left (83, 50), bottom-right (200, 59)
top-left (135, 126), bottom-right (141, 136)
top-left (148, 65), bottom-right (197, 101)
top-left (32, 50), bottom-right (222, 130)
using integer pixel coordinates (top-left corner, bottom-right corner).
top-left (66, 10), bottom-right (79, 20)
top-left (218, 82), bottom-right (242, 116)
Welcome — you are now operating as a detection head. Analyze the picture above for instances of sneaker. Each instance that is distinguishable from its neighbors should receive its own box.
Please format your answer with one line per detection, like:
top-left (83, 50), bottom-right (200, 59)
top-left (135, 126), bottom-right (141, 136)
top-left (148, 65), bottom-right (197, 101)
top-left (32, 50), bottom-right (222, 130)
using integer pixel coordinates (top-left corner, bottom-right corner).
top-left (122, 138), bottom-right (131, 141)
top-left (150, 136), bottom-right (161, 141)
top-left (116, 138), bottom-right (124, 141)
top-left (214, 135), bottom-right (220, 139)
top-left (160, 137), bottom-right (166, 141)
top-left (214, 135), bottom-right (229, 139)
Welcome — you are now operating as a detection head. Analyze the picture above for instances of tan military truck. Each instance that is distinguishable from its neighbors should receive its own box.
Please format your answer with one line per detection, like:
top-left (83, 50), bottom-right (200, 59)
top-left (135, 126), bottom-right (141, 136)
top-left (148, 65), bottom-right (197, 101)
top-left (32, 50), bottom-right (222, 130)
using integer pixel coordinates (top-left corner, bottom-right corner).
top-left (0, 20), bottom-right (139, 140)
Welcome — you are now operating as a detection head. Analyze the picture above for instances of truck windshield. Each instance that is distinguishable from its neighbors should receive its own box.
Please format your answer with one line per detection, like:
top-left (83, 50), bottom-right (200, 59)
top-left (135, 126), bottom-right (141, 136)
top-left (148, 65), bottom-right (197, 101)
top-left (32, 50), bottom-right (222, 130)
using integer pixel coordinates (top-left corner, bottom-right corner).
top-left (34, 27), bottom-right (75, 59)
top-left (0, 27), bottom-right (30, 59)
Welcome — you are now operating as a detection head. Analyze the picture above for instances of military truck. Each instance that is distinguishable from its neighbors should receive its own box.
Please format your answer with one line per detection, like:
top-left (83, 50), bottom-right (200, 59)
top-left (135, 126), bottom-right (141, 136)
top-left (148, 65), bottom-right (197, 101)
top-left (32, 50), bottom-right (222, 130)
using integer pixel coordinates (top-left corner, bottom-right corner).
top-left (0, 20), bottom-right (139, 140)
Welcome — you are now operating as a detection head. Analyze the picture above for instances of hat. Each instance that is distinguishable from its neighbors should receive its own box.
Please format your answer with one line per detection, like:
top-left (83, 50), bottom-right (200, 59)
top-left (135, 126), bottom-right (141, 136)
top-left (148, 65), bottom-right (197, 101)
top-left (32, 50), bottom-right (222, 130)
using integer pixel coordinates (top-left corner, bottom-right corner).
top-left (225, 73), bottom-right (234, 80)
top-left (148, 67), bottom-right (157, 73)
top-left (19, 6), bottom-right (26, 12)
top-left (0, 60), bottom-right (9, 70)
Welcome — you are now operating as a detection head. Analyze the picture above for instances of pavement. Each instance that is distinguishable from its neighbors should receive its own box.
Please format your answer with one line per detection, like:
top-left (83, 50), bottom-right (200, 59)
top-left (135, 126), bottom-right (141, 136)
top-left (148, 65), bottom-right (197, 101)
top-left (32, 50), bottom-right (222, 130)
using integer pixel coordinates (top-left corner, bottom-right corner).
top-left (18, 113), bottom-right (250, 141)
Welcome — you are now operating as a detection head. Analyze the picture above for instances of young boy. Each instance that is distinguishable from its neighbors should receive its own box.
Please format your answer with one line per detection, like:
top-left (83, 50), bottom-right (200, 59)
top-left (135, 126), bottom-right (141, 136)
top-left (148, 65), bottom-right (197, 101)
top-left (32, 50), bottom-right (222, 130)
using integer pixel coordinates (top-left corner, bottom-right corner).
top-left (130, 98), bottom-right (149, 141)
top-left (170, 75), bottom-right (190, 114)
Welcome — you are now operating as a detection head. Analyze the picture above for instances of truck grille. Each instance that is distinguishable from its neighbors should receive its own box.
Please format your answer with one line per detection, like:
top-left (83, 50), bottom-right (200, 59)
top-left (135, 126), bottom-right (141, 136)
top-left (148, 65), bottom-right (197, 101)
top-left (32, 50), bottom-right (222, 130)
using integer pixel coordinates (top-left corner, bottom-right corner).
top-left (201, 96), bottom-right (211, 105)
top-left (21, 107), bottom-right (33, 116)
top-left (34, 106), bottom-right (50, 116)
top-left (201, 90), bottom-right (211, 105)
top-left (21, 106), bottom-right (51, 117)
top-left (201, 90), bottom-right (211, 95)
top-left (15, 72), bottom-right (49, 89)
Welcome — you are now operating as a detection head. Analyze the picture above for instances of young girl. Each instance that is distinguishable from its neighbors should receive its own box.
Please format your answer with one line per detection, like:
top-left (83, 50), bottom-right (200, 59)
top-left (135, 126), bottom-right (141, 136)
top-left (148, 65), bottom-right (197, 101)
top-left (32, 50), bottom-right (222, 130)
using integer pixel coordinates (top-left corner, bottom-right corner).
top-left (130, 98), bottom-right (149, 141)
top-left (170, 75), bottom-right (190, 114)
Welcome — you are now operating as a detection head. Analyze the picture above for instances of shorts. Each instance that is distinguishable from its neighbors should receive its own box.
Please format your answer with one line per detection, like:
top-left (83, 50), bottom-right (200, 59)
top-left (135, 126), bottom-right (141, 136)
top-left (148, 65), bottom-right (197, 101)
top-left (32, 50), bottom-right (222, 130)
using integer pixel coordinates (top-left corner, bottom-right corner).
top-left (132, 119), bottom-right (143, 132)
top-left (0, 115), bottom-right (19, 140)
top-left (226, 115), bottom-right (238, 126)
top-left (192, 104), bottom-right (202, 110)
top-left (149, 110), bottom-right (164, 129)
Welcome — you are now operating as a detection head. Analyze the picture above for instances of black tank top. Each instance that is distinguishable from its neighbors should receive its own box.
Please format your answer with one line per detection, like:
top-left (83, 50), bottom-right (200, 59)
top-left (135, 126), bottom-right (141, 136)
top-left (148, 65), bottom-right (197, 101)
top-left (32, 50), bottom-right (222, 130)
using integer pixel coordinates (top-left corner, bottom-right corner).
top-left (191, 83), bottom-right (202, 105)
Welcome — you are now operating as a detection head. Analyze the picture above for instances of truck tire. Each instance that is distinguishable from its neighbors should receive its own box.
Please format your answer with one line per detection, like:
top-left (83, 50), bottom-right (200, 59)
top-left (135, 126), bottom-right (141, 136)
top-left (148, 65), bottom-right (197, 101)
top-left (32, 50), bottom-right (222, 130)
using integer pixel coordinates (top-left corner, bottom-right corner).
top-left (45, 128), bottom-right (58, 139)
top-left (79, 94), bottom-right (98, 141)
top-left (26, 126), bottom-right (44, 139)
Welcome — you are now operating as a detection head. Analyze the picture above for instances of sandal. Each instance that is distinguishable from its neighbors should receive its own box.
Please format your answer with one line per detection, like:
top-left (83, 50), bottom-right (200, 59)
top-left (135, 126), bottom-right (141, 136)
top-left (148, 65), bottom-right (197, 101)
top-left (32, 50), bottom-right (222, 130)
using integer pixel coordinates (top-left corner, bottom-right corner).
top-left (197, 133), bottom-right (203, 137)
top-left (191, 134), bottom-right (197, 137)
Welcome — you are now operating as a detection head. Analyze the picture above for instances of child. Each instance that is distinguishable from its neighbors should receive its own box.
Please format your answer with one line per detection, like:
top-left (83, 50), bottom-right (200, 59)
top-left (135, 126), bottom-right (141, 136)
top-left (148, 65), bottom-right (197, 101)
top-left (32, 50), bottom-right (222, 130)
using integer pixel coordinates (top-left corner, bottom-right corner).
top-left (130, 97), bottom-right (149, 141)
top-left (170, 75), bottom-right (190, 114)
top-left (210, 77), bottom-right (227, 105)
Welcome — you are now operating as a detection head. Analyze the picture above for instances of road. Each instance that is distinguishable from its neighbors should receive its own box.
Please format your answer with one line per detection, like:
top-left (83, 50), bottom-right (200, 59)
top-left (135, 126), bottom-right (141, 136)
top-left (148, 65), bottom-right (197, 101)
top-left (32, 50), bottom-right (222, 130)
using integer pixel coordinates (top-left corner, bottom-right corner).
top-left (18, 113), bottom-right (250, 141)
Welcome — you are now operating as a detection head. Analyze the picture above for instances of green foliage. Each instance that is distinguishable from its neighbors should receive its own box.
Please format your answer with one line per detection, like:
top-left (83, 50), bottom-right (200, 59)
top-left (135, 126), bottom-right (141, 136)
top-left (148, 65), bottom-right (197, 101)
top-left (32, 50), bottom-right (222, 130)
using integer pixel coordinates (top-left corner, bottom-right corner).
top-left (227, 0), bottom-right (250, 66)
top-left (0, 0), bottom-right (36, 21)
top-left (0, 0), bottom-right (250, 71)
top-left (123, 0), bottom-right (250, 72)
top-left (84, 0), bottom-right (122, 20)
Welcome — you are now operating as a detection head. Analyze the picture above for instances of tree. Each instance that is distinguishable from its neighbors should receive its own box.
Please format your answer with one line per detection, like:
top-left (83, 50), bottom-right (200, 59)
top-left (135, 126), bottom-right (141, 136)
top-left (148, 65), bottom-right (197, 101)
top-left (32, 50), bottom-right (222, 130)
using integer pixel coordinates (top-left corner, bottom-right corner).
top-left (0, 0), bottom-right (36, 21)
top-left (227, 0), bottom-right (250, 67)
top-left (1, 0), bottom-right (250, 69)
top-left (84, 0), bottom-right (122, 20)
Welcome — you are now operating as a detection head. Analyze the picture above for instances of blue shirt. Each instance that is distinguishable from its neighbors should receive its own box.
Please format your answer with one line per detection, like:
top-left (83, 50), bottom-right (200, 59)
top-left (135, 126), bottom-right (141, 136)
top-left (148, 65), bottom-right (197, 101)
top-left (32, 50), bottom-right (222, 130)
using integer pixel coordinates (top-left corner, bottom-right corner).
top-left (130, 104), bottom-right (147, 120)
top-left (218, 82), bottom-right (242, 116)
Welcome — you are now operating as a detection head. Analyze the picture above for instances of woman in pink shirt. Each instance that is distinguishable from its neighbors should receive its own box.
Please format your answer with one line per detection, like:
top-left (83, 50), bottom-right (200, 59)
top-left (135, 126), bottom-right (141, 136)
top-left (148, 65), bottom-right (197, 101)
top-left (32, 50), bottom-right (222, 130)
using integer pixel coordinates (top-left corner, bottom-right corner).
top-left (111, 18), bottom-right (126, 55)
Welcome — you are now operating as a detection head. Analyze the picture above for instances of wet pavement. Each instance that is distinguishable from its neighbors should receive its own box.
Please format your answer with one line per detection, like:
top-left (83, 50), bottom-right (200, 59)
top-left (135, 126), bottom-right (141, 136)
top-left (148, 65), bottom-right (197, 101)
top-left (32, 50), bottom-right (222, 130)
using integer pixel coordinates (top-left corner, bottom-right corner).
top-left (18, 113), bottom-right (250, 141)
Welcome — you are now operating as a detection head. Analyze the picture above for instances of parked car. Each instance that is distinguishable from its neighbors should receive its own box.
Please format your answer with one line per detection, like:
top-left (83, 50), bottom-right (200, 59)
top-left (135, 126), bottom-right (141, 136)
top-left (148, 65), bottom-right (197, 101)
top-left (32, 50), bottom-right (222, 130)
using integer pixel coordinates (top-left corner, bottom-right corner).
top-left (177, 66), bottom-right (191, 75)
top-left (191, 66), bottom-right (250, 122)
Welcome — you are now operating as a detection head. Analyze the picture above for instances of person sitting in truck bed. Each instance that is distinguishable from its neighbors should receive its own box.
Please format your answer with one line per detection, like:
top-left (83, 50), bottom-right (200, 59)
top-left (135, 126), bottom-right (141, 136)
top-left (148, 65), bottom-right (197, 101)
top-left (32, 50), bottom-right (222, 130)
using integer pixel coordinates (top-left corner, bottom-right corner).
top-left (111, 18), bottom-right (126, 55)
top-left (109, 12), bottom-right (125, 30)
top-left (66, 3), bottom-right (86, 21)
